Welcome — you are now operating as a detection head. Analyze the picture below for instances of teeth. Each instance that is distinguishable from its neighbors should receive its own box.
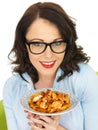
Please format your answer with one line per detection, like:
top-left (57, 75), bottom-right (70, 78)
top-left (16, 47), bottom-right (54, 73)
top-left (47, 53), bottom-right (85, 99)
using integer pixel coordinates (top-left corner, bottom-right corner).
top-left (42, 61), bottom-right (54, 65)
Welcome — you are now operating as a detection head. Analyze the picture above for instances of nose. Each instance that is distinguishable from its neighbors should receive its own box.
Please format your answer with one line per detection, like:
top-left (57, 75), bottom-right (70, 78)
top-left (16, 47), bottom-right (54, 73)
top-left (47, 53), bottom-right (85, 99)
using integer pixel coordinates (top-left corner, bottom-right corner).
top-left (44, 46), bottom-right (53, 58)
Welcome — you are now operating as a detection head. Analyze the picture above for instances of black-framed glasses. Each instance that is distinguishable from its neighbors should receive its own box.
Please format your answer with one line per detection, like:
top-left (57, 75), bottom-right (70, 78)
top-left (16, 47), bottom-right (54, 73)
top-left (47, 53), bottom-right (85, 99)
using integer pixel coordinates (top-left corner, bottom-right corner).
top-left (26, 40), bottom-right (67, 54)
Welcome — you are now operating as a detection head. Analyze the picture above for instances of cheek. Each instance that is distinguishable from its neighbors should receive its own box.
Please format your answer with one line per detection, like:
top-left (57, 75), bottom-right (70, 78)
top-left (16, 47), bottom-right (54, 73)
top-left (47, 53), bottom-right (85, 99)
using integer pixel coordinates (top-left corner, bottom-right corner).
top-left (28, 53), bottom-right (37, 65)
top-left (55, 53), bottom-right (65, 68)
top-left (26, 46), bottom-right (37, 64)
top-left (58, 53), bottom-right (65, 62)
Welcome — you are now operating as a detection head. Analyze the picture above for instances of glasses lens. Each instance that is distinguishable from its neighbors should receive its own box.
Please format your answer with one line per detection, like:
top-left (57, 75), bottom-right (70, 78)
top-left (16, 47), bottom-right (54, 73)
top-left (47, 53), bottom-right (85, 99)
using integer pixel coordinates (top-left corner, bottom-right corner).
top-left (27, 41), bottom-right (66, 54)
top-left (51, 41), bottom-right (66, 53)
top-left (30, 42), bottom-right (46, 54)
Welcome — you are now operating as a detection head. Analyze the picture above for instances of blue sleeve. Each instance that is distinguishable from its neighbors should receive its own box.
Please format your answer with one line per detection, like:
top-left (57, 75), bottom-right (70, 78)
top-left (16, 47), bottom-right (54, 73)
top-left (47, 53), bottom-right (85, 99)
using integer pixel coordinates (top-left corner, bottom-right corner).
top-left (3, 77), bottom-right (19, 130)
top-left (76, 65), bottom-right (98, 130)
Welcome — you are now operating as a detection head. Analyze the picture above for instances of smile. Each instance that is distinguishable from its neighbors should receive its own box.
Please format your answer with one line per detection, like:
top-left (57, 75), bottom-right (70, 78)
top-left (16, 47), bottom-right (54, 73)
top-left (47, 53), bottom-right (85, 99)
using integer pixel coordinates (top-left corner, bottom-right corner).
top-left (40, 61), bottom-right (56, 68)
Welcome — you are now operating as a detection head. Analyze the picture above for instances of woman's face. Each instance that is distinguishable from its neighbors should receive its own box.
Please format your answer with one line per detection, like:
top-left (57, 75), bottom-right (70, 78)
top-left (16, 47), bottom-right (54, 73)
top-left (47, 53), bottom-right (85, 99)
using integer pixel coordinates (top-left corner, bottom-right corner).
top-left (26, 18), bottom-right (65, 77)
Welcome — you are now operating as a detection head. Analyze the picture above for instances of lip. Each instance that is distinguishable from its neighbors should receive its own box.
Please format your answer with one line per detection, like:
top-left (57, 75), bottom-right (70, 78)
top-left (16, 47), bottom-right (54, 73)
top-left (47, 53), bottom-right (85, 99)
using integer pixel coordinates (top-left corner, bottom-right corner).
top-left (40, 61), bottom-right (56, 69)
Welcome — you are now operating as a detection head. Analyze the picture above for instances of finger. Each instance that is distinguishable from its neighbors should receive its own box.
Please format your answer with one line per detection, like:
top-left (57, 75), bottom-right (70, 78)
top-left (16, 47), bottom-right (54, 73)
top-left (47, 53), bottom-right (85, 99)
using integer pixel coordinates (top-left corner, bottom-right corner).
top-left (24, 110), bottom-right (37, 116)
top-left (30, 116), bottom-right (45, 125)
top-left (26, 112), bottom-right (36, 119)
top-left (28, 122), bottom-right (42, 130)
top-left (24, 109), bottom-right (29, 113)
top-left (39, 115), bottom-right (53, 124)
top-left (42, 115), bottom-right (60, 126)
top-left (35, 123), bottom-right (43, 128)
top-left (51, 115), bottom-right (60, 121)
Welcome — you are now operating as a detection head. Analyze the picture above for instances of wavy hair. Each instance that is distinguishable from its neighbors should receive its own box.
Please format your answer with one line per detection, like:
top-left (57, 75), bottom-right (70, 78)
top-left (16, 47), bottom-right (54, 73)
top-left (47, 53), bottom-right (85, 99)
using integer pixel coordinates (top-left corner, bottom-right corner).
top-left (8, 2), bottom-right (90, 83)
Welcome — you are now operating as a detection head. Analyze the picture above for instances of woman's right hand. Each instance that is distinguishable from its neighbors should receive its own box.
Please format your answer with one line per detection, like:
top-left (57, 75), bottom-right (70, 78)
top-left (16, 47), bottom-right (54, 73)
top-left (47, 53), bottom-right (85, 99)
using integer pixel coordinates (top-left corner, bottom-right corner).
top-left (26, 111), bottom-right (60, 130)
top-left (26, 111), bottom-right (43, 128)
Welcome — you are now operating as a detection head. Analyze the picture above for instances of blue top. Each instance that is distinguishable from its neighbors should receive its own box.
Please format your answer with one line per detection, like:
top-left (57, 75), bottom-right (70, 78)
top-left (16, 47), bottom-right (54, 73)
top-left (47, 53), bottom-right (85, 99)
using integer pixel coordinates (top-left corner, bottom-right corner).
top-left (3, 63), bottom-right (98, 130)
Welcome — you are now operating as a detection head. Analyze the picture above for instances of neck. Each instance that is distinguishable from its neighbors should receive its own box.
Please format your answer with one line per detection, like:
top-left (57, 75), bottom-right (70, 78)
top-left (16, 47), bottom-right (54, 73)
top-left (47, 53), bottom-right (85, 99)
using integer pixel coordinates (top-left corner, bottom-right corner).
top-left (34, 73), bottom-right (56, 89)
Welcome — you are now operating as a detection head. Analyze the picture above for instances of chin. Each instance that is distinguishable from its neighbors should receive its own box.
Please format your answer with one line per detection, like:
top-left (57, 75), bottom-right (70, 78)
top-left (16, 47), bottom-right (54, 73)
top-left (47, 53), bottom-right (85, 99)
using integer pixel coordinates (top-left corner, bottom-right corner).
top-left (41, 70), bottom-right (56, 76)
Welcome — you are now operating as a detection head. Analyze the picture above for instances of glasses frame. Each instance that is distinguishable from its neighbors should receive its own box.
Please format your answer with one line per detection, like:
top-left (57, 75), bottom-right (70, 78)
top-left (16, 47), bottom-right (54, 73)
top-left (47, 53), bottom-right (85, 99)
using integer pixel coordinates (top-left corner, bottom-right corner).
top-left (26, 40), bottom-right (66, 55)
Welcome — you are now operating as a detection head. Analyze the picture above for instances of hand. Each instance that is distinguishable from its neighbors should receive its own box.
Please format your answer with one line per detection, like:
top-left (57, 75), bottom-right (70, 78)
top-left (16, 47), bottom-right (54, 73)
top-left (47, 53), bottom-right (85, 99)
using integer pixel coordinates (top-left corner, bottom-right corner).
top-left (27, 111), bottom-right (60, 130)
top-left (26, 111), bottom-right (43, 128)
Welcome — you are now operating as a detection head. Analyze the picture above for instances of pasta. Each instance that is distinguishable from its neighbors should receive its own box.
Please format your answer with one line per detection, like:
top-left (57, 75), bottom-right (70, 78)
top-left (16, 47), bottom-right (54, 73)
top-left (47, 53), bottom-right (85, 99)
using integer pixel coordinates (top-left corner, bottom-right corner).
top-left (28, 89), bottom-right (72, 113)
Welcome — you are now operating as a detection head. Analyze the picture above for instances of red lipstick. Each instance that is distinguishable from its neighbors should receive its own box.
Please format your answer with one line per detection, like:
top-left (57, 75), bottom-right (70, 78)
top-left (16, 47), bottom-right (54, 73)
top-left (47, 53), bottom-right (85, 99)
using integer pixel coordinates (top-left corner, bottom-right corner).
top-left (40, 61), bottom-right (55, 69)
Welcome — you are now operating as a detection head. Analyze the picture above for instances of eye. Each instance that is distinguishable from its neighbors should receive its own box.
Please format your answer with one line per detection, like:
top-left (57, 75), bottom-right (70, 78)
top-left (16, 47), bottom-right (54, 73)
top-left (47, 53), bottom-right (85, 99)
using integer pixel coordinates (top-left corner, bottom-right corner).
top-left (31, 42), bottom-right (44, 46)
top-left (52, 41), bottom-right (63, 46)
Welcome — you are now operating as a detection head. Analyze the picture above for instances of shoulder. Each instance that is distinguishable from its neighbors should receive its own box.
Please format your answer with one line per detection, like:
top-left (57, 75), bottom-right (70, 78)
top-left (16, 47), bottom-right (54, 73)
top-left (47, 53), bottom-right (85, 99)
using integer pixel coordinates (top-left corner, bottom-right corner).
top-left (73, 62), bottom-right (97, 79)
top-left (69, 63), bottom-right (98, 99)
top-left (76, 63), bottom-right (98, 84)
top-left (78, 62), bottom-right (96, 74)
top-left (3, 73), bottom-right (29, 98)
top-left (3, 72), bottom-right (30, 87)
top-left (3, 74), bottom-right (21, 94)
top-left (4, 73), bottom-right (23, 87)
top-left (73, 62), bottom-right (98, 85)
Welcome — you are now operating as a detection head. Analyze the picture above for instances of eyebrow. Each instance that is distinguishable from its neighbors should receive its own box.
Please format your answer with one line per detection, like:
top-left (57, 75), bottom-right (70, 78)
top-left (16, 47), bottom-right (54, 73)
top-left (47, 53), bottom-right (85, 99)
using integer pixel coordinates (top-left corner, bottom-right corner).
top-left (27, 38), bottom-right (63, 42)
top-left (26, 38), bottom-right (43, 42)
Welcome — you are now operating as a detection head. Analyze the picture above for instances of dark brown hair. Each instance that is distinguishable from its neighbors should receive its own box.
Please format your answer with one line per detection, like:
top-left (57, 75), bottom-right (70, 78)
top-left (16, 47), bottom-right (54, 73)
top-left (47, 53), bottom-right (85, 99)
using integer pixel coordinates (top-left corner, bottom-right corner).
top-left (8, 2), bottom-right (90, 83)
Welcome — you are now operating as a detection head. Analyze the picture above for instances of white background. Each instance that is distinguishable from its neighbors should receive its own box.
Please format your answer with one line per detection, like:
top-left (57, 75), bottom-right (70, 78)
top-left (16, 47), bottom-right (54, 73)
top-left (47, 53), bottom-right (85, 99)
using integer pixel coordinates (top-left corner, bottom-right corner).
top-left (0, 0), bottom-right (98, 99)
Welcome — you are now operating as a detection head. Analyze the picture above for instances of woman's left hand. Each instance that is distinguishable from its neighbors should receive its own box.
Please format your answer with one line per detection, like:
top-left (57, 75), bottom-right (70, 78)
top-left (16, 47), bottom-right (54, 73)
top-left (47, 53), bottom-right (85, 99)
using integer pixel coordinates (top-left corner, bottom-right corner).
top-left (27, 112), bottom-right (60, 130)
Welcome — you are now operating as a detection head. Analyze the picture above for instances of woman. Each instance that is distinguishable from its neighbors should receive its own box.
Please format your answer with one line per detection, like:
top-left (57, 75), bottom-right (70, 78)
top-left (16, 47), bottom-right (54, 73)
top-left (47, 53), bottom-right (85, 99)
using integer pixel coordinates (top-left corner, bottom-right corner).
top-left (3, 2), bottom-right (98, 130)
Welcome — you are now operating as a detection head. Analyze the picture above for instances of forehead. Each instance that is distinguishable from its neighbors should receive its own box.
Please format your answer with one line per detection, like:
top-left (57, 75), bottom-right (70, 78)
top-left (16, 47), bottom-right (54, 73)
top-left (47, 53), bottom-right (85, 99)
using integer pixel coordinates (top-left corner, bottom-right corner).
top-left (26, 18), bottom-right (62, 42)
